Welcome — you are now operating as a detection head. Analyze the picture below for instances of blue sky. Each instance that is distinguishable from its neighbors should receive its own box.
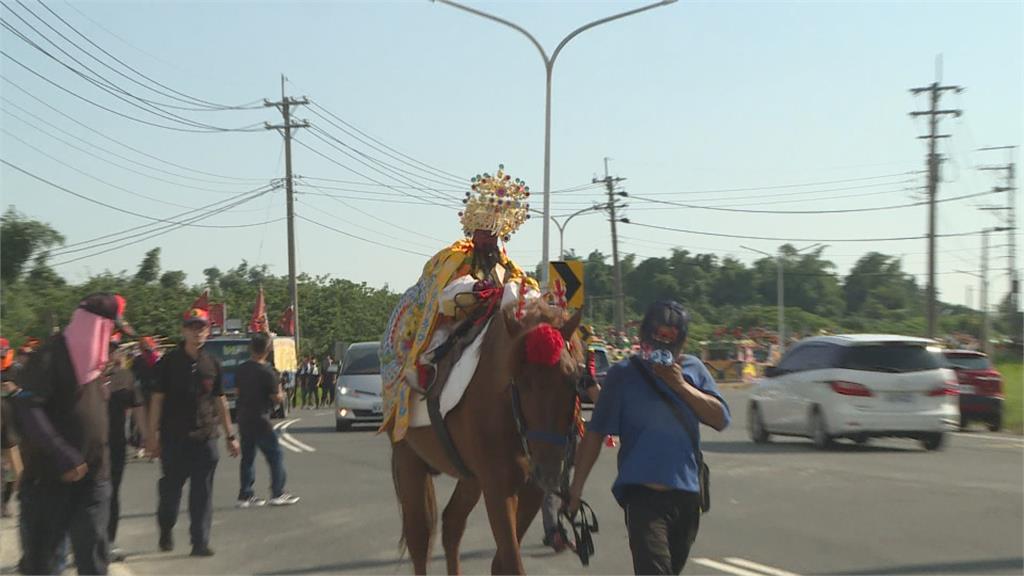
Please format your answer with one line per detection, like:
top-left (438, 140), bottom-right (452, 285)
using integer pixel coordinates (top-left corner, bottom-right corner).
top-left (1, 0), bottom-right (1021, 312)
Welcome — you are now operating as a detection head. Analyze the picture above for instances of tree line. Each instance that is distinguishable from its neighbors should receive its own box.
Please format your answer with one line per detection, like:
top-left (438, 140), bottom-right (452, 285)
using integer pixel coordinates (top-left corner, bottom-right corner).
top-left (2, 208), bottom-right (1020, 356)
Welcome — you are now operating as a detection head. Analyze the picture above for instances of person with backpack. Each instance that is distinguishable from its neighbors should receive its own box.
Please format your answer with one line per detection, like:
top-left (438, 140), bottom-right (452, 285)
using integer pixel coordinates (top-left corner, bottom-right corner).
top-left (566, 300), bottom-right (730, 575)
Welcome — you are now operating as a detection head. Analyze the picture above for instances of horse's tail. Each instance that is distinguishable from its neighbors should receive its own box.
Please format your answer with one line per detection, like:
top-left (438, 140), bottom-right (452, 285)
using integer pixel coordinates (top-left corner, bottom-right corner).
top-left (391, 441), bottom-right (438, 561)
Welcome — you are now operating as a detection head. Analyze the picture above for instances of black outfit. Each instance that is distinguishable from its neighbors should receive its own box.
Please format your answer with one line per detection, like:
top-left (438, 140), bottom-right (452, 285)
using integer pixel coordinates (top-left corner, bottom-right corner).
top-left (155, 345), bottom-right (224, 550)
top-left (107, 366), bottom-right (142, 543)
top-left (2, 369), bottom-right (20, 510)
top-left (322, 363), bottom-right (338, 407)
top-left (235, 361), bottom-right (287, 499)
top-left (14, 335), bottom-right (111, 575)
top-left (622, 486), bottom-right (701, 575)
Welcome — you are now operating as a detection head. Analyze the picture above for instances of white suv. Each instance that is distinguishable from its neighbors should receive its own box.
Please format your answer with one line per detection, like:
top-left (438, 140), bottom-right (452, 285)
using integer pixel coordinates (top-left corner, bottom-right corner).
top-left (748, 335), bottom-right (959, 451)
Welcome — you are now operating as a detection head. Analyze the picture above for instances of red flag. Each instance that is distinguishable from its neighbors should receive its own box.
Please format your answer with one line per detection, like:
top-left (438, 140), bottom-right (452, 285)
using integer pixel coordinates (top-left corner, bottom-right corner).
top-left (209, 303), bottom-right (226, 328)
top-left (191, 289), bottom-right (210, 312)
top-left (277, 305), bottom-right (295, 337)
top-left (248, 287), bottom-right (268, 333)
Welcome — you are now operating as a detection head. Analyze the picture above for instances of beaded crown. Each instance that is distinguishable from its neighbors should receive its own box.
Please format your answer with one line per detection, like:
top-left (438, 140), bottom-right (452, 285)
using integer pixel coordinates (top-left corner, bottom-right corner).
top-left (459, 165), bottom-right (530, 241)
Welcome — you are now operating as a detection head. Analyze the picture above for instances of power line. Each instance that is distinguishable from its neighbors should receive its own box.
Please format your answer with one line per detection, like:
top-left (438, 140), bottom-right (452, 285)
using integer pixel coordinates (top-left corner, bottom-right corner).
top-left (296, 213), bottom-right (432, 258)
top-left (300, 181), bottom-right (447, 244)
top-left (629, 188), bottom-right (999, 215)
top-left (553, 171), bottom-right (918, 197)
top-left (0, 158), bottom-right (274, 228)
top-left (34, 0), bottom-right (261, 111)
top-left (625, 220), bottom-right (982, 243)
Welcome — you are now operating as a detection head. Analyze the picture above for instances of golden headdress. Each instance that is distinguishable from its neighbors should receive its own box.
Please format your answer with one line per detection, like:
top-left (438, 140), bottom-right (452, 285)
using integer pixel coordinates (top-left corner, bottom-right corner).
top-left (459, 165), bottom-right (530, 241)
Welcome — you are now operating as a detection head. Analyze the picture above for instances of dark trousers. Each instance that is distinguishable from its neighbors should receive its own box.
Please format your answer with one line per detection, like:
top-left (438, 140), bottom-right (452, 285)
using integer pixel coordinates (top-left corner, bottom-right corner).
top-left (20, 477), bottom-right (110, 575)
top-left (2, 480), bottom-right (14, 506)
top-left (108, 442), bottom-right (126, 543)
top-left (623, 486), bottom-right (701, 575)
top-left (238, 428), bottom-right (286, 499)
top-left (157, 437), bottom-right (219, 548)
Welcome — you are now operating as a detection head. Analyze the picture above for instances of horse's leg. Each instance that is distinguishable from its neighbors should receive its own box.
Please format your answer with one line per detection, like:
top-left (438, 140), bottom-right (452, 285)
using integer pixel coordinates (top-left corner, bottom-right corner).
top-left (483, 489), bottom-right (524, 575)
top-left (392, 441), bottom-right (438, 575)
top-left (441, 478), bottom-right (481, 575)
top-left (515, 482), bottom-right (544, 544)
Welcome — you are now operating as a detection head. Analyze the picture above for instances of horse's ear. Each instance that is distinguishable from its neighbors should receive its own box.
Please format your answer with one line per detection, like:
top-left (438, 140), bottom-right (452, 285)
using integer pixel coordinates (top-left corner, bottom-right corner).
top-left (560, 309), bottom-right (583, 342)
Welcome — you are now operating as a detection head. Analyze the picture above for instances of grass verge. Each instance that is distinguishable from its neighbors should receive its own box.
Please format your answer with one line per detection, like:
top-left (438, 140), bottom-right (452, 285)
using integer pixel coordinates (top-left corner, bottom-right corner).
top-left (996, 362), bottom-right (1022, 435)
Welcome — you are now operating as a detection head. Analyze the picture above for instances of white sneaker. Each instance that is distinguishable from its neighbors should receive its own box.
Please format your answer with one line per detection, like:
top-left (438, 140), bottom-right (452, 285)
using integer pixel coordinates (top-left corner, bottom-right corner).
top-left (237, 496), bottom-right (266, 508)
top-left (268, 493), bottom-right (300, 506)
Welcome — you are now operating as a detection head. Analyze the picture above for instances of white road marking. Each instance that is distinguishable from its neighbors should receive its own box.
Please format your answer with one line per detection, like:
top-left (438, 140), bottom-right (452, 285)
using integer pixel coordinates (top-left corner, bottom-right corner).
top-left (953, 432), bottom-right (1024, 445)
top-left (725, 557), bottom-right (801, 576)
top-left (280, 418), bottom-right (316, 452)
top-left (273, 419), bottom-right (304, 453)
top-left (694, 558), bottom-right (767, 576)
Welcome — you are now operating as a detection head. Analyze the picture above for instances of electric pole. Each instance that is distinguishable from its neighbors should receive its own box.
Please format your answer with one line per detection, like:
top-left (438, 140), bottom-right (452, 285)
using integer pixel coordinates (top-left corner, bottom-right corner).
top-left (593, 158), bottom-right (627, 334)
top-left (979, 146), bottom-right (1018, 315)
top-left (982, 228), bottom-right (990, 356)
top-left (910, 66), bottom-right (962, 339)
top-left (264, 75), bottom-right (309, 351)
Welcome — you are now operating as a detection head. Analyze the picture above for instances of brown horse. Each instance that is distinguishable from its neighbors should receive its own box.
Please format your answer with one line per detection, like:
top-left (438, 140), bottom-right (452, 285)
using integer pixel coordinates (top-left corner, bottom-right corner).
top-left (390, 303), bottom-right (584, 575)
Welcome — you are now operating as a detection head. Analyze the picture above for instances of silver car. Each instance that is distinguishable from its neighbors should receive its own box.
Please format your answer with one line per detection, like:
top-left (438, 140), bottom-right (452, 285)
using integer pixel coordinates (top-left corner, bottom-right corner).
top-left (335, 342), bottom-right (382, 432)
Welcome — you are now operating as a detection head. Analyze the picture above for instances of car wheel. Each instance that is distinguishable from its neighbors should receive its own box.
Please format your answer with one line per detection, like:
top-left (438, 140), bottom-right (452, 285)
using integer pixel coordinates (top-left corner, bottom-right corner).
top-left (748, 403), bottom-right (770, 444)
top-left (921, 432), bottom-right (945, 451)
top-left (988, 413), bottom-right (1002, 433)
top-left (335, 419), bottom-right (352, 432)
top-left (810, 408), bottom-right (834, 450)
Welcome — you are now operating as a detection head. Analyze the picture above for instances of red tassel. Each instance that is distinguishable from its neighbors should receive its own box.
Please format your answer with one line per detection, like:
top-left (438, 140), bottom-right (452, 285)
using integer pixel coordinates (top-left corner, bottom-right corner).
top-left (525, 324), bottom-right (564, 366)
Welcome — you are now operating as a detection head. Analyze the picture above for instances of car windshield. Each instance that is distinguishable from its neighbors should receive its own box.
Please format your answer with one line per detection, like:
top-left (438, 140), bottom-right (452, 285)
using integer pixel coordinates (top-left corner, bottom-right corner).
top-left (839, 344), bottom-right (942, 373)
top-left (343, 346), bottom-right (380, 375)
top-left (944, 354), bottom-right (991, 370)
top-left (203, 340), bottom-right (250, 370)
top-left (592, 349), bottom-right (610, 373)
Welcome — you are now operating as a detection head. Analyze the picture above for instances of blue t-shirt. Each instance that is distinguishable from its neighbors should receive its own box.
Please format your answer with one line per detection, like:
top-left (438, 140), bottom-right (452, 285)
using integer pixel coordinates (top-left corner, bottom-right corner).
top-left (587, 354), bottom-right (730, 506)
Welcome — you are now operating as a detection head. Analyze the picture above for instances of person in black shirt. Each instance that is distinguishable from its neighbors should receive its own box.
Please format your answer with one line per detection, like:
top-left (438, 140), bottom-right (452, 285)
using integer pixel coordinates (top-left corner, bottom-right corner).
top-left (147, 307), bottom-right (239, 558)
top-left (235, 333), bottom-right (300, 508)
top-left (14, 292), bottom-right (135, 575)
top-left (106, 338), bottom-right (146, 562)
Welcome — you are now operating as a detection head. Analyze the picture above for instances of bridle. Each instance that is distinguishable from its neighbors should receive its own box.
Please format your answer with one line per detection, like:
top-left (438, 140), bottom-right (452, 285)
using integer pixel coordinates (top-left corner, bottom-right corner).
top-left (508, 342), bottom-right (600, 566)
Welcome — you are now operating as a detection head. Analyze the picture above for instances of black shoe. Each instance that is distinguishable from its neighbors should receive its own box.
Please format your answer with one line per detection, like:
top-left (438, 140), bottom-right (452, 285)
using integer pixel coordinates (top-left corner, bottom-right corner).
top-left (159, 531), bottom-right (173, 552)
top-left (109, 548), bottom-right (127, 563)
top-left (190, 545), bottom-right (215, 557)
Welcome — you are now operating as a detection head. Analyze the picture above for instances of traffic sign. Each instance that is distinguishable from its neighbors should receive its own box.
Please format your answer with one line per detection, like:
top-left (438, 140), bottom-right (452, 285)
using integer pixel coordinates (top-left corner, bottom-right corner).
top-left (549, 260), bottom-right (584, 309)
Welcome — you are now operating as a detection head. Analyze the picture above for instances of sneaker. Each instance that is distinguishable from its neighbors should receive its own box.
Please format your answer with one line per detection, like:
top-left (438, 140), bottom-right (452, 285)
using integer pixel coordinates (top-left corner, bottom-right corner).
top-left (268, 493), bottom-right (300, 506)
top-left (158, 531), bottom-right (173, 552)
top-left (190, 545), bottom-right (215, 557)
top-left (236, 496), bottom-right (266, 508)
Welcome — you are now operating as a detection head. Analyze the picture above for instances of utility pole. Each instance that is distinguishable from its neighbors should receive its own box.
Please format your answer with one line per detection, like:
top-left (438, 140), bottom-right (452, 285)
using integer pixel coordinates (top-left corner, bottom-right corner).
top-left (593, 158), bottom-right (627, 334)
top-left (264, 75), bottom-right (309, 351)
top-left (982, 228), bottom-right (990, 356)
top-left (910, 64), bottom-right (963, 339)
top-left (979, 146), bottom-right (1018, 314)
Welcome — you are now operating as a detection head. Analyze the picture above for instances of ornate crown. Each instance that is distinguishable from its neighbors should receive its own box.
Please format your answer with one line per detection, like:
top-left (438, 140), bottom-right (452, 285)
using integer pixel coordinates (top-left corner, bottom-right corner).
top-left (459, 165), bottom-right (530, 241)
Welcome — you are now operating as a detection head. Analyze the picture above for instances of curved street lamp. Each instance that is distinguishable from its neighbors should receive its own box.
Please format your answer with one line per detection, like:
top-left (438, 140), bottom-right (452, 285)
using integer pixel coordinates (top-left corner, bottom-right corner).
top-left (433, 0), bottom-right (678, 286)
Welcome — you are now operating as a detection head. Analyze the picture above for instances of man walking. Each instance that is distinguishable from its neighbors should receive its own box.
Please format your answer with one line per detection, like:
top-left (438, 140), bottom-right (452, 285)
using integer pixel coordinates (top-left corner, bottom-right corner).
top-left (320, 356), bottom-right (338, 409)
top-left (567, 301), bottom-right (730, 575)
top-left (235, 333), bottom-right (300, 508)
top-left (147, 307), bottom-right (239, 558)
top-left (14, 293), bottom-right (134, 575)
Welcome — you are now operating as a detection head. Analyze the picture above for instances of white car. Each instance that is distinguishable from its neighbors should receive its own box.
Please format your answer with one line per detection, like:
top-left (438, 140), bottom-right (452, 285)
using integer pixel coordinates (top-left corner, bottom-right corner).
top-left (335, 342), bottom-right (383, 432)
top-left (748, 334), bottom-right (959, 451)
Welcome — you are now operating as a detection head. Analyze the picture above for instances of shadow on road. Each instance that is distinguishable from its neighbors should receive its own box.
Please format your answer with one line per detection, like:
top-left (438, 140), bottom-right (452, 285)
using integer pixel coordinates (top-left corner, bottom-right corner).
top-left (824, 556), bottom-right (1024, 574)
top-left (703, 440), bottom-right (920, 455)
top-left (297, 425), bottom-right (380, 435)
top-left (255, 547), bottom-right (496, 575)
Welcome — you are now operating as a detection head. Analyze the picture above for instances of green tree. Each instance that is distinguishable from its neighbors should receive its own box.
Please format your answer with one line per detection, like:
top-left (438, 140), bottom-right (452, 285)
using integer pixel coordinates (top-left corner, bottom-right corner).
top-left (159, 270), bottom-right (187, 290)
top-left (0, 208), bottom-right (64, 284)
top-left (134, 248), bottom-right (161, 284)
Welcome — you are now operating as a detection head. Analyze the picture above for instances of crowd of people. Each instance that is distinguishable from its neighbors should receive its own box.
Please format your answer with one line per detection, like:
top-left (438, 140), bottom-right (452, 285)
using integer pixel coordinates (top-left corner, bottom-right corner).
top-left (0, 293), bottom-right (299, 575)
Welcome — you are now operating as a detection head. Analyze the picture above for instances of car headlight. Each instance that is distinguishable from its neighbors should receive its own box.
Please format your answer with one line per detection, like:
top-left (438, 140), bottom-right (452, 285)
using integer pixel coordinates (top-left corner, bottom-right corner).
top-left (338, 386), bottom-right (350, 396)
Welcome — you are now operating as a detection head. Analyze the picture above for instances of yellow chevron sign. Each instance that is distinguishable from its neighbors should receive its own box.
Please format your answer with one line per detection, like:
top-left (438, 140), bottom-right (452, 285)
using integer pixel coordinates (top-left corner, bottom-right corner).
top-left (549, 260), bottom-right (584, 309)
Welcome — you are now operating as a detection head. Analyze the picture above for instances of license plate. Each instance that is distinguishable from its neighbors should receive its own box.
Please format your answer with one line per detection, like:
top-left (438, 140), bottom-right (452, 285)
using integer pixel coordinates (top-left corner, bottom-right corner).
top-left (372, 403), bottom-right (383, 414)
top-left (959, 385), bottom-right (976, 395)
top-left (888, 392), bottom-right (914, 403)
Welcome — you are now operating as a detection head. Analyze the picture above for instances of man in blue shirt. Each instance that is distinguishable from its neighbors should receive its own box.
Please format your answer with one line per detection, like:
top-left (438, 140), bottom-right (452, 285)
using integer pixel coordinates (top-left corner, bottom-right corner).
top-left (567, 300), bottom-right (730, 575)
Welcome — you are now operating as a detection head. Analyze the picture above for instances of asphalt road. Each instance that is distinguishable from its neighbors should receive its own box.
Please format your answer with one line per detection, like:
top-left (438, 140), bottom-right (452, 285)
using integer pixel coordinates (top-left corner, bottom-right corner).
top-left (46, 389), bottom-right (1024, 575)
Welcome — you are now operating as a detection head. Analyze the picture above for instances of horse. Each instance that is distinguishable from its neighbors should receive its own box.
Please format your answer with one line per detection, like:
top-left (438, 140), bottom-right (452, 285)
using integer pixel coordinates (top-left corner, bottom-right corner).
top-left (389, 302), bottom-right (584, 575)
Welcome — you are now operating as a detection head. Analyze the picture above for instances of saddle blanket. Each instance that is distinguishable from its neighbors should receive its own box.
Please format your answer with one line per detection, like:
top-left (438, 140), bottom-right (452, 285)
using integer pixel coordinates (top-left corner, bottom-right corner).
top-left (407, 318), bottom-right (491, 428)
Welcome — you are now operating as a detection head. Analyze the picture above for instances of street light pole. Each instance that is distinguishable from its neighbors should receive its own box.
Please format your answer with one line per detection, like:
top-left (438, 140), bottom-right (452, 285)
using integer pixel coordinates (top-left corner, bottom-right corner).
top-left (433, 0), bottom-right (677, 286)
top-left (550, 205), bottom-right (605, 259)
top-left (742, 243), bottom-right (823, 354)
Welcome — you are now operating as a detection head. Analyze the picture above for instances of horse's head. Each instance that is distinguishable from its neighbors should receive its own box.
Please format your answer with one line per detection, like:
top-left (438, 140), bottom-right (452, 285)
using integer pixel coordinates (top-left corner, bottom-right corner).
top-left (506, 304), bottom-right (585, 492)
